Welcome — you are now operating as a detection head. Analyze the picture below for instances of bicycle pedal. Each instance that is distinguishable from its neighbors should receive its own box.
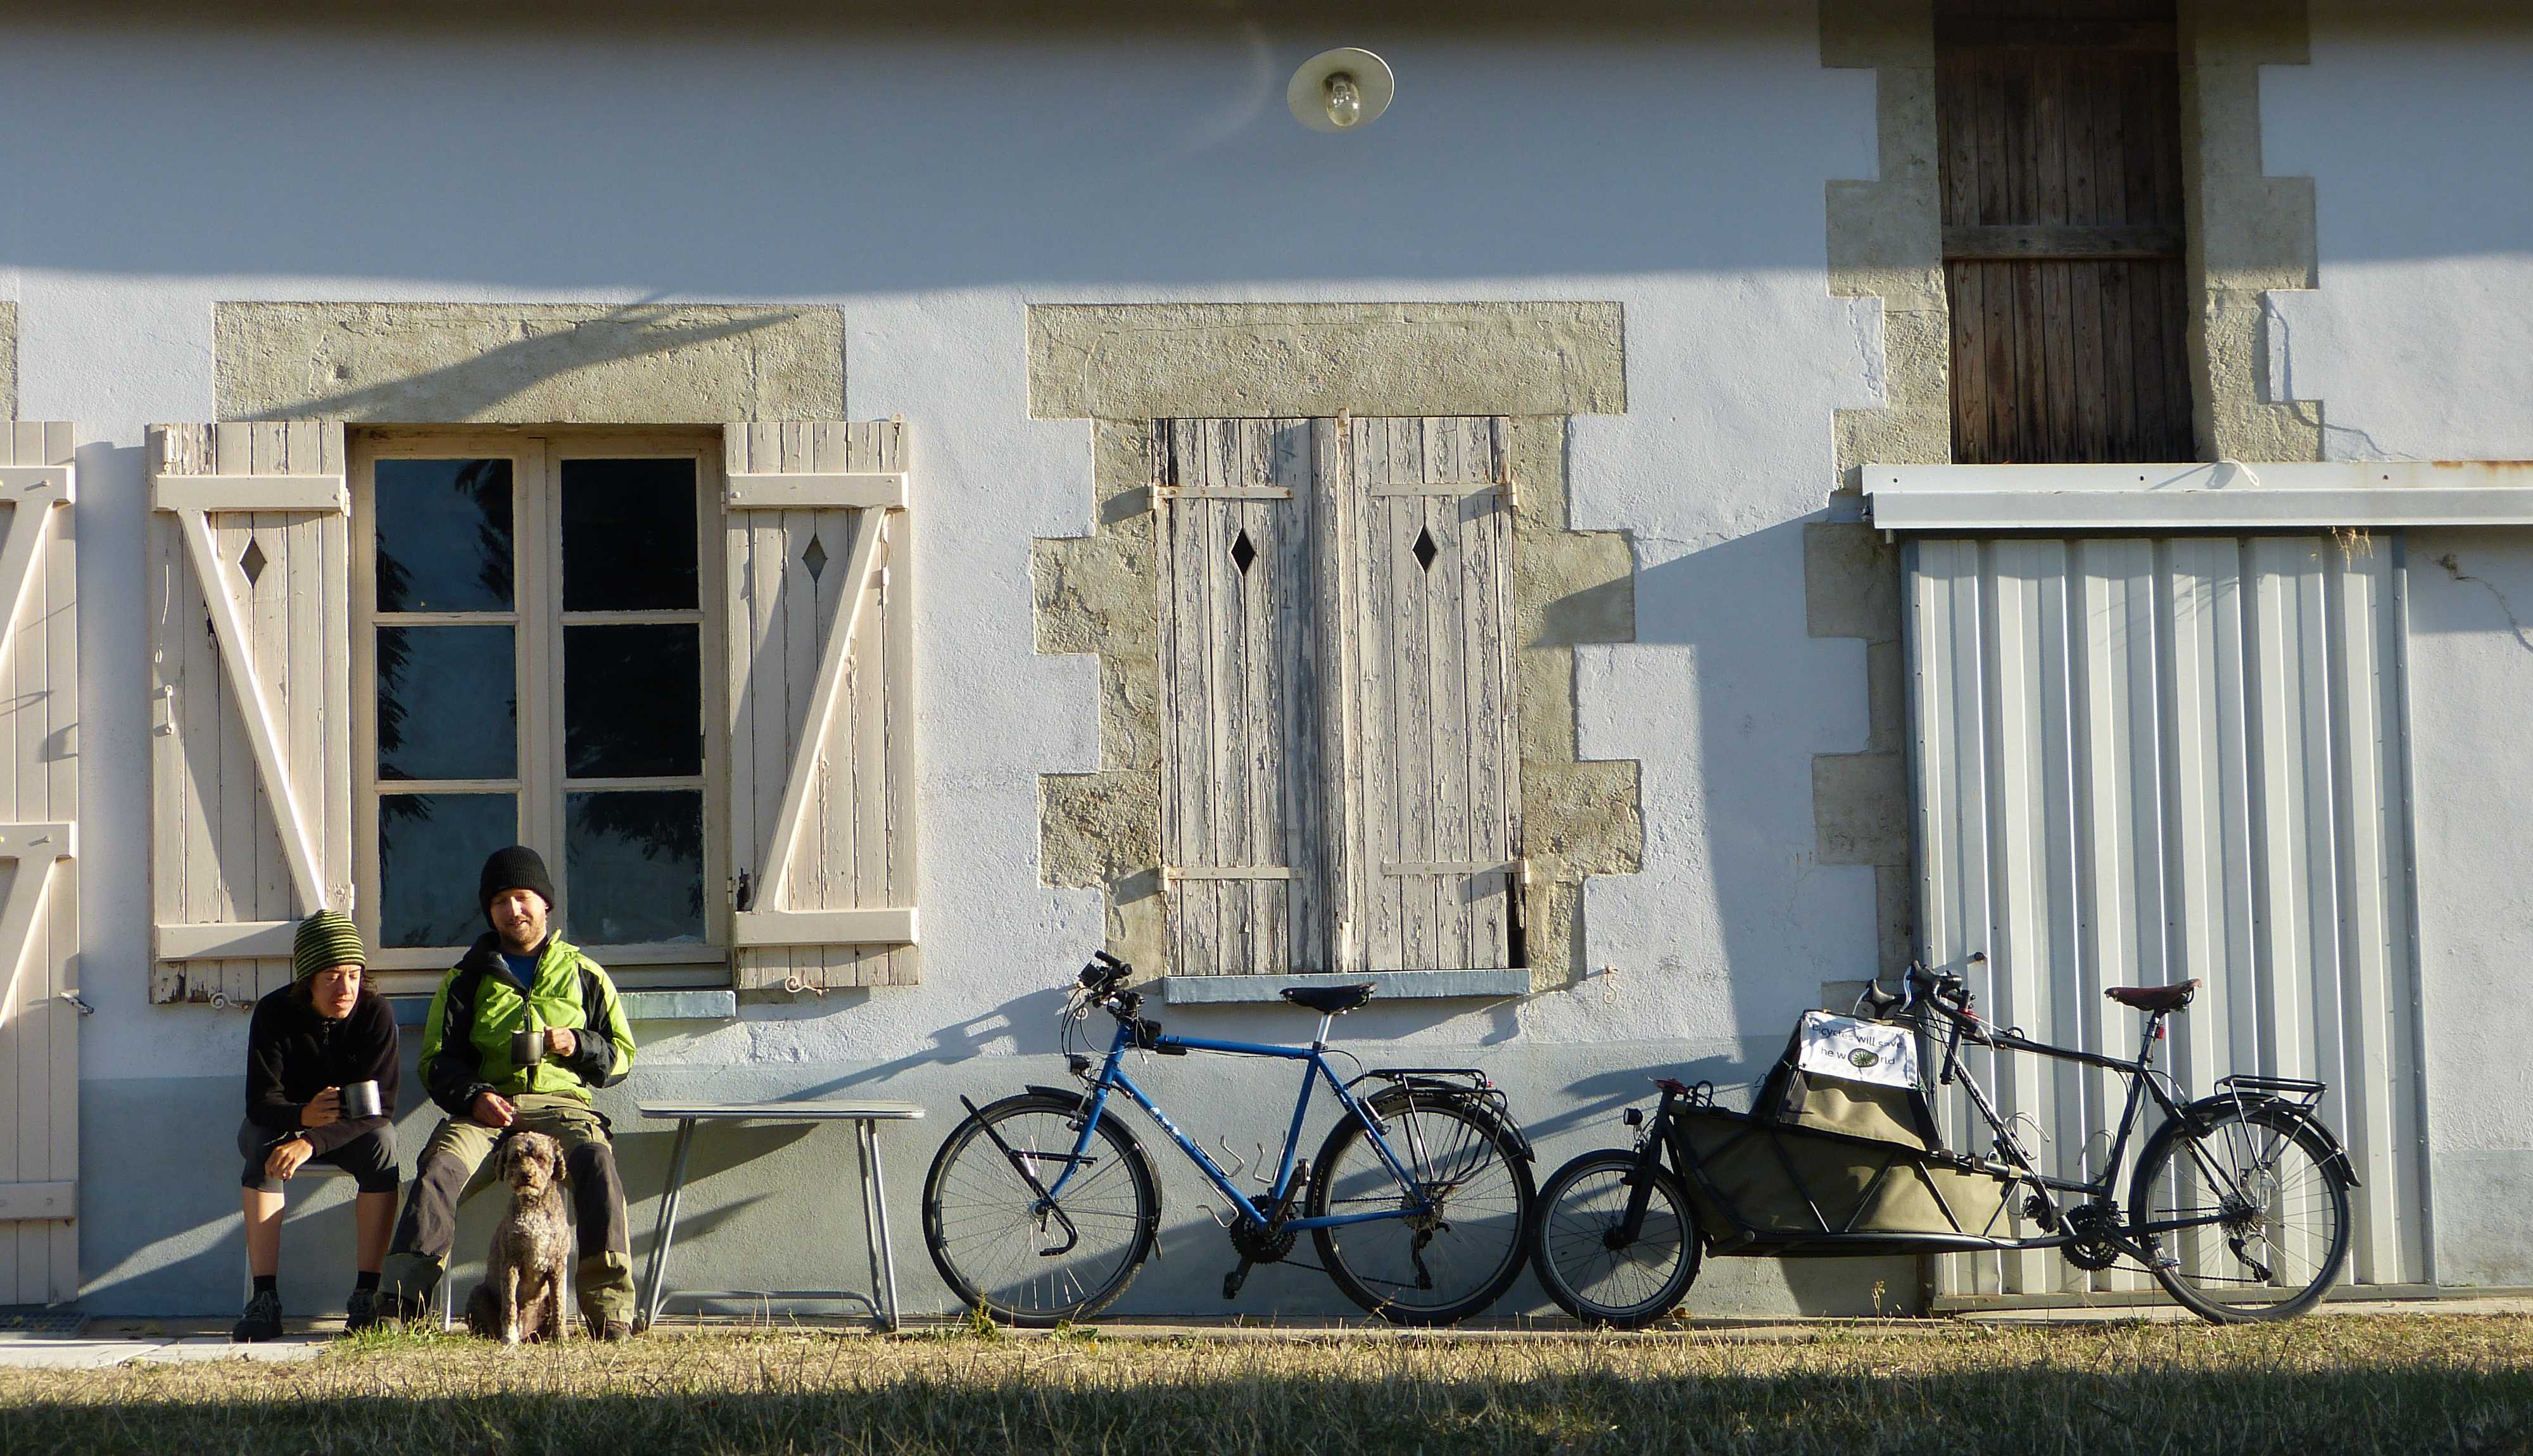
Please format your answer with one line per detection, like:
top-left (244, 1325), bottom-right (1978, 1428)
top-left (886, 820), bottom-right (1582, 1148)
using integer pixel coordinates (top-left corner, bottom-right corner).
top-left (1222, 1263), bottom-right (1253, 1300)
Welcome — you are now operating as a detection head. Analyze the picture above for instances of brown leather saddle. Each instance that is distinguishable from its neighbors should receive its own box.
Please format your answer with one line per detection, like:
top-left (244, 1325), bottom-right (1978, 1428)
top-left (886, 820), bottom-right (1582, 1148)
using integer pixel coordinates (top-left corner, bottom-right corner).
top-left (2104, 979), bottom-right (2200, 1013)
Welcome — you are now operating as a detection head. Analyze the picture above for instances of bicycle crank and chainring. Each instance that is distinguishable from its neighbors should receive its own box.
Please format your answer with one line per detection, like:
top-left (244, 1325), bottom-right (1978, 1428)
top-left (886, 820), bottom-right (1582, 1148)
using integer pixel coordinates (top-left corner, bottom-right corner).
top-left (2062, 1203), bottom-right (2124, 1271)
top-left (1229, 1216), bottom-right (1298, 1265)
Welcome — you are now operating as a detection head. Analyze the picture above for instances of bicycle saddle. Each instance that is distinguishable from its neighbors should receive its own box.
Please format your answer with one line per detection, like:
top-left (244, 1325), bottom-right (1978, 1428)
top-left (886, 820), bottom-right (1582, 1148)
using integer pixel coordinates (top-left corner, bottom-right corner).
top-left (1280, 983), bottom-right (1377, 1014)
top-left (2105, 979), bottom-right (2199, 1012)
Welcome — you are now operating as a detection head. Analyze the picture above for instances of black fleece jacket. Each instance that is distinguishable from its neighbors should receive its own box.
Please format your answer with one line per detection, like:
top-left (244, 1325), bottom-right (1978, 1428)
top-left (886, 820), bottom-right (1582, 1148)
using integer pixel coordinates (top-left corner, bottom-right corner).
top-left (243, 982), bottom-right (400, 1156)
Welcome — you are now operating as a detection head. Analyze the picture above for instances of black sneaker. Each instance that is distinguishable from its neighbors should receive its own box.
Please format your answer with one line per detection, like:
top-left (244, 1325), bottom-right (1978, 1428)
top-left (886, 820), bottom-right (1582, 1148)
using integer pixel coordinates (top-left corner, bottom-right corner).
top-left (232, 1289), bottom-right (283, 1343)
top-left (343, 1288), bottom-right (384, 1334)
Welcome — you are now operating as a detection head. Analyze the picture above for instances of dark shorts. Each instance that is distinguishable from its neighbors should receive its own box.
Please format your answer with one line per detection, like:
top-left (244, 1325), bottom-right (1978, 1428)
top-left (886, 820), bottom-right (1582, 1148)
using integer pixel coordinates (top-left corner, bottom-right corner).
top-left (238, 1119), bottom-right (400, 1195)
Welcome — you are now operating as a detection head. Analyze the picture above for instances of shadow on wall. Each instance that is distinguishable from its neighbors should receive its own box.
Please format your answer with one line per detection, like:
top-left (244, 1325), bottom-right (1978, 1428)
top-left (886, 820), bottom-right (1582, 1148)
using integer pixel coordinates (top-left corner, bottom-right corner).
top-left (13, 25), bottom-right (1869, 291)
top-left (228, 306), bottom-right (821, 422)
top-left (1618, 517), bottom-right (1884, 1062)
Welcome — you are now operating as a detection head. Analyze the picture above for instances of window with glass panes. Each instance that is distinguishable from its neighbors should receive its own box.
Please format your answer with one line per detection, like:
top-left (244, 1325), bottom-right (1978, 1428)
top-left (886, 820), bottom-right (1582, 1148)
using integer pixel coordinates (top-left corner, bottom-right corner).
top-left (351, 434), bottom-right (722, 974)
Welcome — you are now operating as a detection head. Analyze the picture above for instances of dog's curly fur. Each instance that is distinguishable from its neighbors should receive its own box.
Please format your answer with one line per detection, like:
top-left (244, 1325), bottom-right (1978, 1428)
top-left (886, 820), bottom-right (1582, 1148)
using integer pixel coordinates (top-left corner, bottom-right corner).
top-left (464, 1129), bottom-right (573, 1344)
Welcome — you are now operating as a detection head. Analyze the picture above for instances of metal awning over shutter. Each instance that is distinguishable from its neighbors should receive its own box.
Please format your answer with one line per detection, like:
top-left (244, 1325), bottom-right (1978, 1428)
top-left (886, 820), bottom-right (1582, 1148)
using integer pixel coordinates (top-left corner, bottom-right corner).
top-left (1868, 461), bottom-right (2533, 532)
top-left (1903, 532), bottom-right (2432, 1298)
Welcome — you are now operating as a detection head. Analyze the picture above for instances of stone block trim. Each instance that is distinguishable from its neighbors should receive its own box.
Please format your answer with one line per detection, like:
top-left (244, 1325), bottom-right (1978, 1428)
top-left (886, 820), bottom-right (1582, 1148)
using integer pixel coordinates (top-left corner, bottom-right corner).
top-left (2181, 0), bottom-right (2325, 462)
top-left (1028, 303), bottom-right (1638, 991)
top-left (213, 302), bottom-right (845, 424)
top-left (0, 301), bottom-right (15, 419)
top-left (1819, 0), bottom-right (1946, 977)
top-left (1028, 301), bottom-right (1626, 423)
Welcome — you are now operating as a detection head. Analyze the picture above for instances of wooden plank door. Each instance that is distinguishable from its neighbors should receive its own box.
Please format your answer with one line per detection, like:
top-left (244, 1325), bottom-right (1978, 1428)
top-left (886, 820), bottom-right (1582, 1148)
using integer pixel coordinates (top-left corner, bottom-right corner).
top-left (1156, 419), bottom-right (1328, 976)
top-left (0, 424), bottom-right (80, 1305)
top-left (1936, 0), bottom-right (2192, 463)
top-left (1342, 417), bottom-right (1520, 974)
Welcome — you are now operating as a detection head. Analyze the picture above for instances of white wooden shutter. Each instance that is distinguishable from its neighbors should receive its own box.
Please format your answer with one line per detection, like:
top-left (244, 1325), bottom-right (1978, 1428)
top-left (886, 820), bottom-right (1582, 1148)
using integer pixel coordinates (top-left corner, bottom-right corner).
top-left (1340, 416), bottom-right (1522, 973)
top-left (1156, 418), bottom-right (1330, 976)
top-left (148, 424), bottom-right (354, 1006)
top-left (0, 424), bottom-right (80, 1304)
top-left (723, 422), bottom-right (916, 990)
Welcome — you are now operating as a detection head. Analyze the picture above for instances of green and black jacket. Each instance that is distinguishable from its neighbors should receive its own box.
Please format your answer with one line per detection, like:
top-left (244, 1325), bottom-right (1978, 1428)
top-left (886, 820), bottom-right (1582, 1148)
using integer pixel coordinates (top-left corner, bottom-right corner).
top-left (417, 932), bottom-right (635, 1117)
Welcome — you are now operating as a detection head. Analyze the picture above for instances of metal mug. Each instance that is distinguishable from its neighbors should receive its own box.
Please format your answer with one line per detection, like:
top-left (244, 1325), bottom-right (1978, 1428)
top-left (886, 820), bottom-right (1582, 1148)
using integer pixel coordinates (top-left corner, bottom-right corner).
top-left (339, 1079), bottom-right (384, 1120)
top-left (510, 1028), bottom-right (548, 1067)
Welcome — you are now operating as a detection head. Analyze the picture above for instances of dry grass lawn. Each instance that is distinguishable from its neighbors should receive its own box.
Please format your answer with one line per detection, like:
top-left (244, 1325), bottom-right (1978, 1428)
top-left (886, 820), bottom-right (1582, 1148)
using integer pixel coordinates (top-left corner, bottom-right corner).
top-left (2, 1314), bottom-right (2528, 1455)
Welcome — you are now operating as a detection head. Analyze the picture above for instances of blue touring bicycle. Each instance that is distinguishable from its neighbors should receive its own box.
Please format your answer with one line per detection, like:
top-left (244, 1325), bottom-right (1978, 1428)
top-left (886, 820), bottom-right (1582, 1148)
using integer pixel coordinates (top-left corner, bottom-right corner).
top-left (921, 953), bottom-right (1537, 1326)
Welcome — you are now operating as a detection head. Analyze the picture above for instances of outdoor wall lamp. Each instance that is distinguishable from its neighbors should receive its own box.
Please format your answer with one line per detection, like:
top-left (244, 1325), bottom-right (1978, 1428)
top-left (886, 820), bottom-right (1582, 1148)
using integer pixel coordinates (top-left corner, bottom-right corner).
top-left (1288, 47), bottom-right (1394, 132)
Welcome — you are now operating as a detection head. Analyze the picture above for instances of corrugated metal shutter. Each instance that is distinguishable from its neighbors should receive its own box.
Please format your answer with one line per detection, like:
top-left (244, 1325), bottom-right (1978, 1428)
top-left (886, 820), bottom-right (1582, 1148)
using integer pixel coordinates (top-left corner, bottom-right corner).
top-left (1907, 533), bottom-right (2429, 1296)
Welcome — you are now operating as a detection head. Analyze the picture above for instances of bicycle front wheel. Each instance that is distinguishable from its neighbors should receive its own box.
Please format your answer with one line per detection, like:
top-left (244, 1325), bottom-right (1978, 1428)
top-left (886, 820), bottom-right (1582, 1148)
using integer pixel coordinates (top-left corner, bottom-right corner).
top-left (1307, 1091), bottom-right (1534, 1326)
top-left (922, 1093), bottom-right (1158, 1326)
top-left (1531, 1150), bottom-right (1700, 1328)
top-left (2128, 1101), bottom-right (2351, 1324)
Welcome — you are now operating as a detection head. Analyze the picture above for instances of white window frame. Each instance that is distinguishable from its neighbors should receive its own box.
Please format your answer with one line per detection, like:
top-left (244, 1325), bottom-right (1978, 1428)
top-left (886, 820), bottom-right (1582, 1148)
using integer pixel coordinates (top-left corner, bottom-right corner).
top-left (350, 428), bottom-right (731, 993)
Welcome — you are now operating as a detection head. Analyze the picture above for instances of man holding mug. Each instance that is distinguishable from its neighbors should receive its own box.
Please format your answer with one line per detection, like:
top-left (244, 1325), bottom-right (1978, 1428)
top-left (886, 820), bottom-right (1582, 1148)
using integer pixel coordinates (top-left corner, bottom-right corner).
top-left (379, 846), bottom-right (640, 1338)
top-left (234, 910), bottom-right (401, 1342)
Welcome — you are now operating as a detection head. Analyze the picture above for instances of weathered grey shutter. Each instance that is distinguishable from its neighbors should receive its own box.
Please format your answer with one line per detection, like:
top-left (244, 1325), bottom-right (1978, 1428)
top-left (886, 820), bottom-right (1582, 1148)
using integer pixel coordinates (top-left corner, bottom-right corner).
top-left (1340, 416), bottom-right (1521, 973)
top-left (1155, 419), bottom-right (1327, 976)
top-left (0, 424), bottom-right (80, 1303)
top-left (148, 424), bottom-right (354, 1006)
top-left (723, 422), bottom-right (916, 990)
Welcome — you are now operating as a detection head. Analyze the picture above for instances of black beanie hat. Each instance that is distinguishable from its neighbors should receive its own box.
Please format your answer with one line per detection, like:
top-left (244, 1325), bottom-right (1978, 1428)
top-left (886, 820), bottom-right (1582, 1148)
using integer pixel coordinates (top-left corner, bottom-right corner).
top-left (479, 845), bottom-right (559, 924)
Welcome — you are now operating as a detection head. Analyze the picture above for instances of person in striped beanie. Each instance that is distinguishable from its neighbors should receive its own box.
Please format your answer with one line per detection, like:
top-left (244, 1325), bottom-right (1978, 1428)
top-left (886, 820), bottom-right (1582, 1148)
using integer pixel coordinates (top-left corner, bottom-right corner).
top-left (233, 909), bottom-right (401, 1342)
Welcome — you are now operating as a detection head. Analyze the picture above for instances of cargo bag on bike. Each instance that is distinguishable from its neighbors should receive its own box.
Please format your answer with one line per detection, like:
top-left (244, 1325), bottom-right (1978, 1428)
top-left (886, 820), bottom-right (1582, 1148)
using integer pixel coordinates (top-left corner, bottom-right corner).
top-left (1667, 1012), bottom-right (2013, 1254)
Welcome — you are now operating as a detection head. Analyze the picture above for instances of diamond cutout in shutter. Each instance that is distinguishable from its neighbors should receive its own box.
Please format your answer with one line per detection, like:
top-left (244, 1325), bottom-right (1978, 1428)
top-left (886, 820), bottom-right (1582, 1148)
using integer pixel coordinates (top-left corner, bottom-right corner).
top-left (1229, 528), bottom-right (1258, 575)
top-left (238, 537), bottom-right (269, 587)
top-left (1411, 525), bottom-right (1439, 573)
top-left (800, 532), bottom-right (829, 583)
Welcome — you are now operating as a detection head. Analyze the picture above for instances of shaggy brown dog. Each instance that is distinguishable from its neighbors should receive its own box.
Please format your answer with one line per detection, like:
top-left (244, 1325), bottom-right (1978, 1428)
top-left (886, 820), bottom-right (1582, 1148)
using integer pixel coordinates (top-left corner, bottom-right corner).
top-left (464, 1130), bottom-right (572, 1344)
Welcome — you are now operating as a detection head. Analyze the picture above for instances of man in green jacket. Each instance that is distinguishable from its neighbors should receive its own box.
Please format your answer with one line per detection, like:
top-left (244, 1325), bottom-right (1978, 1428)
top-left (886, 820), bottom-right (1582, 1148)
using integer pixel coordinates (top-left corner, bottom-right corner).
top-left (380, 846), bottom-right (640, 1338)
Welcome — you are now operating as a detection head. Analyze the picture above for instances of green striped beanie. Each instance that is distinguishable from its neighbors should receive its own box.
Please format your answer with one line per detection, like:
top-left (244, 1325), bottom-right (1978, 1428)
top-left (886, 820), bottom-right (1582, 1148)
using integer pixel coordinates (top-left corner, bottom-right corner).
top-left (292, 910), bottom-right (367, 981)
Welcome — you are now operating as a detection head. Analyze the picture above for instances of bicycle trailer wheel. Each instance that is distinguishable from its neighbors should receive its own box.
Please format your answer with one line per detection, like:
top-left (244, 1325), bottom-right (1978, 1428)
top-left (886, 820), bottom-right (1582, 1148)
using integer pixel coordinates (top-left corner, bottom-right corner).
top-left (1531, 1149), bottom-right (1700, 1328)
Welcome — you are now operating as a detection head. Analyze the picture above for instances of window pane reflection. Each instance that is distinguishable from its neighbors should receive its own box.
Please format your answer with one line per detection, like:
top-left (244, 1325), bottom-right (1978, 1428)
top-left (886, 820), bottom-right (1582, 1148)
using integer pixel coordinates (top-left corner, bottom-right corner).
top-left (564, 624), bottom-right (701, 777)
top-left (380, 793), bottom-right (517, 948)
top-left (376, 459), bottom-right (514, 612)
top-left (567, 790), bottom-right (704, 944)
top-left (378, 625), bottom-right (517, 781)
top-left (560, 458), bottom-right (698, 612)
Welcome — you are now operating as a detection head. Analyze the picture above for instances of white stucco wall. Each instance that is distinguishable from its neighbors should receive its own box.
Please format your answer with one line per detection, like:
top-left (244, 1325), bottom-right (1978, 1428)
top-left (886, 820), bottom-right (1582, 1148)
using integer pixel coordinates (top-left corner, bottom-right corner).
top-left (5, 6), bottom-right (1909, 1314)
top-left (2266, 0), bottom-right (2533, 1286)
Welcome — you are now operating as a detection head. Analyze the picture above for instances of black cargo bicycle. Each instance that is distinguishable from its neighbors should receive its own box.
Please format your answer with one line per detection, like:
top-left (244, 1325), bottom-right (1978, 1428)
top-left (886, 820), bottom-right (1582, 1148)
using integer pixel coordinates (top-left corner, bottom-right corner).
top-left (1531, 956), bottom-right (2358, 1326)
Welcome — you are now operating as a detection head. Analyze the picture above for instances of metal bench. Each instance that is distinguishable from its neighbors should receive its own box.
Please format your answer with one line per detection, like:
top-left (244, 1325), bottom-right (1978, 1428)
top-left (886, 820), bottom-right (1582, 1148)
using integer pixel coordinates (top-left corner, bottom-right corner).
top-left (635, 1100), bottom-right (925, 1332)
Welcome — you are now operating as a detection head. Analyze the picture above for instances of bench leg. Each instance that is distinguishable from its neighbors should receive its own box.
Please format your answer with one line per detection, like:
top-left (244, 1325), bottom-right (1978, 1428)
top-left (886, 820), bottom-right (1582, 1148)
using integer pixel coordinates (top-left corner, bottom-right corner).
top-left (640, 1118), bottom-right (697, 1333)
top-left (860, 1120), bottom-right (901, 1332)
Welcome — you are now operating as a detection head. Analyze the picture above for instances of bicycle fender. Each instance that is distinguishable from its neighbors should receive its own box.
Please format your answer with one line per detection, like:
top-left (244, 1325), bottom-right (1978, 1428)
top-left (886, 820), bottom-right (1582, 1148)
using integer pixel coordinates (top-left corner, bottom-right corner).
top-left (2178, 1093), bottom-right (2361, 1188)
top-left (1358, 1083), bottom-right (1537, 1163)
top-left (1010, 1084), bottom-right (1167, 1225)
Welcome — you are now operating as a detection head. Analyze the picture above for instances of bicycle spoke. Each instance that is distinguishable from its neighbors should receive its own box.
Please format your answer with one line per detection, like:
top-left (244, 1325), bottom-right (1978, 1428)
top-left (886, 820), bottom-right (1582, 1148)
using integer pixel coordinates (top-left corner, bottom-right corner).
top-left (925, 1101), bottom-right (1156, 1324)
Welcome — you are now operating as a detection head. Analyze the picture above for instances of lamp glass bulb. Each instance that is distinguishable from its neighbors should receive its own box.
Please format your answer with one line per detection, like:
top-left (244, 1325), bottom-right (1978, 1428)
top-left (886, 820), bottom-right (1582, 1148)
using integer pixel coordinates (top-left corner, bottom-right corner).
top-left (1323, 73), bottom-right (1362, 128)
